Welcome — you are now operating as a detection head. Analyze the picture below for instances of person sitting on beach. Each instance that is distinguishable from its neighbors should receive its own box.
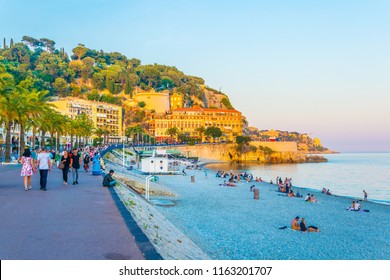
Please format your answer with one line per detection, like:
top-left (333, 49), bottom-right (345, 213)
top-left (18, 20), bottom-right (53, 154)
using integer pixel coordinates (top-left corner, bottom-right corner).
top-left (347, 201), bottom-right (356, 211)
top-left (102, 170), bottom-right (117, 187)
top-left (322, 188), bottom-right (327, 194)
top-left (326, 189), bottom-right (332, 195)
top-left (300, 218), bottom-right (320, 232)
top-left (296, 190), bottom-right (302, 198)
top-left (250, 185), bottom-right (255, 191)
top-left (270, 180), bottom-right (273, 184)
top-left (354, 200), bottom-right (361, 211)
top-left (310, 194), bottom-right (317, 203)
top-left (305, 193), bottom-right (311, 202)
top-left (288, 189), bottom-right (296, 197)
top-left (182, 169), bottom-right (187, 176)
top-left (291, 216), bottom-right (300, 231)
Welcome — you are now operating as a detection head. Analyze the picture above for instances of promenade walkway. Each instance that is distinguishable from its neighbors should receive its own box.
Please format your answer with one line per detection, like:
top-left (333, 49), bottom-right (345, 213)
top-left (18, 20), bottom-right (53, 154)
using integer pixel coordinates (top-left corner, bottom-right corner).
top-left (0, 164), bottom-right (155, 260)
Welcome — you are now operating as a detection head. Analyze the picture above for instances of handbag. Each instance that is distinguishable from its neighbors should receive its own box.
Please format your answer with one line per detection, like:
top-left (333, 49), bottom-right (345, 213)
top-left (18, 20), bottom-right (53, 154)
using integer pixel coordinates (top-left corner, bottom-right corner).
top-left (58, 162), bottom-right (65, 169)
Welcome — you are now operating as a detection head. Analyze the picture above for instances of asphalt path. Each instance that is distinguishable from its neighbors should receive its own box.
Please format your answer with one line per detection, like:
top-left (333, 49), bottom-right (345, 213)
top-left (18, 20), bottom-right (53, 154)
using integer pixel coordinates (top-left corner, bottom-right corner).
top-left (0, 164), bottom-right (146, 260)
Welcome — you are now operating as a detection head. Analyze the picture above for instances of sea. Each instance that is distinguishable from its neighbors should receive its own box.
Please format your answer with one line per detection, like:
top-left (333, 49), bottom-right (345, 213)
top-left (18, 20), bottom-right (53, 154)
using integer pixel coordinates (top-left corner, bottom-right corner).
top-left (205, 153), bottom-right (390, 205)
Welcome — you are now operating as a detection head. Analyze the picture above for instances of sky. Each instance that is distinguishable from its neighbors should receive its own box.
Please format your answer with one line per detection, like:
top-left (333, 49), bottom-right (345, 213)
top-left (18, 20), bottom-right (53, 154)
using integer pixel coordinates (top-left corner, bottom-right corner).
top-left (1, 0), bottom-right (390, 152)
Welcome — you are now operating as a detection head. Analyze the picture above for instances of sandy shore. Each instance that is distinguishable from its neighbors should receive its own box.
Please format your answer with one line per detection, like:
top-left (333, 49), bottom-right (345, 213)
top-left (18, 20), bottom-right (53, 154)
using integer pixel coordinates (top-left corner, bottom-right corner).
top-left (105, 157), bottom-right (390, 260)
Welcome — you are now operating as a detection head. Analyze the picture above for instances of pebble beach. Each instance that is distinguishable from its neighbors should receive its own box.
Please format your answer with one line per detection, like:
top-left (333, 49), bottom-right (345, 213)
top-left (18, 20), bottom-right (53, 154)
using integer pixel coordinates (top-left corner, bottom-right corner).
top-left (105, 157), bottom-right (390, 260)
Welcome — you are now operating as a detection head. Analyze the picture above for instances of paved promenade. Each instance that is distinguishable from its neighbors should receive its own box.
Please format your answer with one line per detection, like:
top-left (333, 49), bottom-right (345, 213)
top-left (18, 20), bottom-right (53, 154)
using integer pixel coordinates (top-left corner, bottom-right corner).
top-left (0, 164), bottom-right (149, 260)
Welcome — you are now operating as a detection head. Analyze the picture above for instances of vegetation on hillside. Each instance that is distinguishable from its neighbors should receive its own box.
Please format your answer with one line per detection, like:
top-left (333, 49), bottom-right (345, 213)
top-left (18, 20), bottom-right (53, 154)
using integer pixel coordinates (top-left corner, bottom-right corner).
top-left (0, 36), bottom-right (211, 108)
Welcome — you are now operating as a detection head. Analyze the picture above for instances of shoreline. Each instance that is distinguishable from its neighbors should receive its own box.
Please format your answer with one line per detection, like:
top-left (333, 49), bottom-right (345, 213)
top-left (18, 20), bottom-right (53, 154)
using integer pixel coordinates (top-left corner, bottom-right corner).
top-left (104, 152), bottom-right (390, 260)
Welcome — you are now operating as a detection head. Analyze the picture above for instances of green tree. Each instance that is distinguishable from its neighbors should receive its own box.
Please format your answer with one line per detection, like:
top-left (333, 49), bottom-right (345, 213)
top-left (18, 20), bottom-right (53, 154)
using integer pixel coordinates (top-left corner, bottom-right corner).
top-left (72, 44), bottom-right (88, 60)
top-left (196, 126), bottom-right (206, 142)
top-left (166, 127), bottom-right (179, 143)
top-left (53, 77), bottom-right (70, 96)
top-left (205, 126), bottom-right (222, 142)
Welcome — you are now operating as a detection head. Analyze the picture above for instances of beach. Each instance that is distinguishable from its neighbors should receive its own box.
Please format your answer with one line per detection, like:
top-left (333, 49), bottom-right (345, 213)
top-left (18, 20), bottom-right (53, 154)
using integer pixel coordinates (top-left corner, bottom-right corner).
top-left (105, 156), bottom-right (390, 260)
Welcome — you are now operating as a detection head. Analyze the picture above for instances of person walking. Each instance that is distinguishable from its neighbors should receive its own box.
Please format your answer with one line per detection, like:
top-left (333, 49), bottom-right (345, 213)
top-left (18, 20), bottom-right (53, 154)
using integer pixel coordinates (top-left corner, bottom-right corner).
top-left (70, 148), bottom-right (81, 185)
top-left (37, 147), bottom-right (52, 191)
top-left (83, 153), bottom-right (90, 172)
top-left (20, 148), bottom-right (36, 191)
top-left (60, 150), bottom-right (71, 185)
top-left (363, 190), bottom-right (368, 201)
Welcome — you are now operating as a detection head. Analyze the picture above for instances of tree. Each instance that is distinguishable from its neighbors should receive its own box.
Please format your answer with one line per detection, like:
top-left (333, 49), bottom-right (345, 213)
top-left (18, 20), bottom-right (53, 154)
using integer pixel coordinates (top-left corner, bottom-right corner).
top-left (72, 44), bottom-right (88, 60)
top-left (39, 38), bottom-right (55, 52)
top-left (22, 36), bottom-right (42, 49)
top-left (166, 127), bottom-right (179, 143)
top-left (205, 126), bottom-right (222, 142)
top-left (196, 126), bottom-right (206, 142)
top-left (53, 77), bottom-right (70, 96)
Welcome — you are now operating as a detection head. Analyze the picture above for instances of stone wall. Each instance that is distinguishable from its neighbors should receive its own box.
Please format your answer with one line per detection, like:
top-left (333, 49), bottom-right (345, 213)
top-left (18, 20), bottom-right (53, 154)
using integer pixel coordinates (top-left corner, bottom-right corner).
top-left (175, 142), bottom-right (298, 162)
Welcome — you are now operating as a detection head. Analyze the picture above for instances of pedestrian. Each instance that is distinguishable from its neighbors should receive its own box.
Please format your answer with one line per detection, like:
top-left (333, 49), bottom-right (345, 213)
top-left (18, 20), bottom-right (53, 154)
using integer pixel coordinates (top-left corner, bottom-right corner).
top-left (204, 169), bottom-right (208, 179)
top-left (83, 153), bottom-right (90, 172)
top-left (37, 147), bottom-right (52, 191)
top-left (50, 148), bottom-right (56, 168)
top-left (20, 148), bottom-right (36, 191)
top-left (71, 148), bottom-right (81, 185)
top-left (60, 150), bottom-right (71, 185)
top-left (363, 190), bottom-right (368, 201)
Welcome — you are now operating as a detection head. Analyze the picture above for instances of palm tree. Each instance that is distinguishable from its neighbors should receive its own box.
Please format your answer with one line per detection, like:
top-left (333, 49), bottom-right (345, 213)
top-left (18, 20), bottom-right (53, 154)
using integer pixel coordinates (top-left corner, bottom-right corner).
top-left (196, 126), bottom-right (206, 142)
top-left (0, 66), bottom-right (17, 162)
top-left (166, 127), bottom-right (179, 143)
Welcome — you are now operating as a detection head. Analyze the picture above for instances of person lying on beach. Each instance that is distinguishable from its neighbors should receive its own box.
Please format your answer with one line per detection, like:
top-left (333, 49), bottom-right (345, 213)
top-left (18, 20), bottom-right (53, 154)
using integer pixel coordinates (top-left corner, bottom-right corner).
top-left (291, 216), bottom-right (300, 230)
top-left (300, 218), bottom-right (320, 232)
top-left (288, 189), bottom-right (296, 197)
top-left (219, 180), bottom-right (228, 186)
top-left (227, 182), bottom-right (236, 187)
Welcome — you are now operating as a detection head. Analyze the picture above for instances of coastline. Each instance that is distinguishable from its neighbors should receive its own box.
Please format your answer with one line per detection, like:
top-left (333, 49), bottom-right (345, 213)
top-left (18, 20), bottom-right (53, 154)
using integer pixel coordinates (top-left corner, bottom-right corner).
top-left (104, 154), bottom-right (390, 260)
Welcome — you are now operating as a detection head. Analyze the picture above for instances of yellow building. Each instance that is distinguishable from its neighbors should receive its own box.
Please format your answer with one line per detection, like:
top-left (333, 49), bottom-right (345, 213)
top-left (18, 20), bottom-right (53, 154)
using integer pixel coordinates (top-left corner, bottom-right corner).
top-left (134, 88), bottom-right (170, 114)
top-left (153, 106), bottom-right (242, 142)
top-left (169, 92), bottom-right (183, 110)
top-left (50, 97), bottom-right (123, 140)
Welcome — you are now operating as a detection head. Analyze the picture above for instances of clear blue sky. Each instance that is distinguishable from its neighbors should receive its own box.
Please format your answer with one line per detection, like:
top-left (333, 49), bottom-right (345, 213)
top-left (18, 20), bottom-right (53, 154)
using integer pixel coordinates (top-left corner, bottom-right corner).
top-left (1, 0), bottom-right (390, 152)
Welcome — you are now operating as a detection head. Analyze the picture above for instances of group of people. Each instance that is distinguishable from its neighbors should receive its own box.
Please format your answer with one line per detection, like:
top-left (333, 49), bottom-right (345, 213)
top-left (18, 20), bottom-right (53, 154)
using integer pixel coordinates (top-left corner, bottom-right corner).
top-left (291, 216), bottom-right (320, 232)
top-left (305, 193), bottom-right (318, 203)
top-left (216, 170), bottom-right (254, 184)
top-left (19, 146), bottom-right (98, 191)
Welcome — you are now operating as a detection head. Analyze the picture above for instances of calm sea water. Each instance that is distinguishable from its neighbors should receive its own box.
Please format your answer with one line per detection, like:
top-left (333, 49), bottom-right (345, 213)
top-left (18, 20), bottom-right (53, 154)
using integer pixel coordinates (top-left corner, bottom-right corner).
top-left (205, 153), bottom-right (390, 205)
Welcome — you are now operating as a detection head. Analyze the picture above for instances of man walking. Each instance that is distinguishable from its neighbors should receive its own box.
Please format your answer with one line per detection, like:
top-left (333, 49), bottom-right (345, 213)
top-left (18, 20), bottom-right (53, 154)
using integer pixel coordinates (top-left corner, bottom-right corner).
top-left (71, 148), bottom-right (81, 185)
top-left (37, 147), bottom-right (52, 191)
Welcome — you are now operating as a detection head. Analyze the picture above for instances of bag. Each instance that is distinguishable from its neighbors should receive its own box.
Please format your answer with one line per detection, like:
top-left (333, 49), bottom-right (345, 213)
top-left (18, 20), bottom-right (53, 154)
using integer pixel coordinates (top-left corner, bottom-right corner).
top-left (58, 163), bottom-right (65, 169)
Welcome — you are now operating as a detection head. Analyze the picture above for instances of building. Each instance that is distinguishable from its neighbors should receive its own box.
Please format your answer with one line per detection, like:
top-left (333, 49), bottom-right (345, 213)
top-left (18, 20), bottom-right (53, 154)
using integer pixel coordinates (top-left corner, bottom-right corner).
top-left (169, 92), bottom-right (183, 110)
top-left (153, 106), bottom-right (242, 142)
top-left (50, 97), bottom-right (123, 141)
top-left (134, 88), bottom-right (170, 114)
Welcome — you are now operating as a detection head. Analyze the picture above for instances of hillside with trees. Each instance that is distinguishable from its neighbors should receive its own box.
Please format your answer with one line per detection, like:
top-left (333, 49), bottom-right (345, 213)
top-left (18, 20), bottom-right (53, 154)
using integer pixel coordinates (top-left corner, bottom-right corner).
top-left (0, 36), bottom-right (233, 110)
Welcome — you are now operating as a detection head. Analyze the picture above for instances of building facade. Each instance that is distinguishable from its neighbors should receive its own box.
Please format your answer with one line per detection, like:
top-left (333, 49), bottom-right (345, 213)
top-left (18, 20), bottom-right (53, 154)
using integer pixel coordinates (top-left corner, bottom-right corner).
top-left (153, 106), bottom-right (242, 142)
top-left (169, 92), bottom-right (183, 110)
top-left (50, 97), bottom-right (123, 140)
